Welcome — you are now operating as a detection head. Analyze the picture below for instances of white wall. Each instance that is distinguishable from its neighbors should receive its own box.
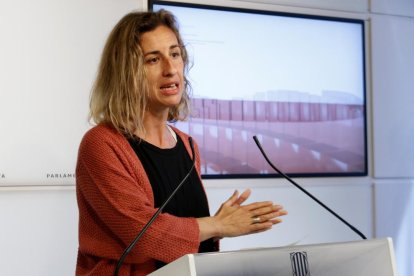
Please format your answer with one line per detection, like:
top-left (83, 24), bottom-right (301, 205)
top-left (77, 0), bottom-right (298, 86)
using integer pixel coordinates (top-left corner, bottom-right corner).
top-left (375, 180), bottom-right (414, 276)
top-left (0, 0), bottom-right (141, 185)
top-left (1, 0), bottom-right (413, 275)
top-left (0, 187), bottom-right (78, 275)
top-left (370, 1), bottom-right (414, 276)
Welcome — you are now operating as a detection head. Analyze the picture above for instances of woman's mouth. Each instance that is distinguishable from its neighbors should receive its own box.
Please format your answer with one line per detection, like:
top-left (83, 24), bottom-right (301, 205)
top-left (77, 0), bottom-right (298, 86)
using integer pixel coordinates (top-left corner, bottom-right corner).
top-left (160, 83), bottom-right (180, 95)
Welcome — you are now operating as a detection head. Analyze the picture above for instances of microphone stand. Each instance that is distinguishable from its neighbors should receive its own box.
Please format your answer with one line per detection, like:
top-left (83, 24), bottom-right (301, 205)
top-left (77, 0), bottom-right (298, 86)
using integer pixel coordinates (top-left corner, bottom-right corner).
top-left (253, 135), bottom-right (367, 240)
top-left (114, 137), bottom-right (196, 276)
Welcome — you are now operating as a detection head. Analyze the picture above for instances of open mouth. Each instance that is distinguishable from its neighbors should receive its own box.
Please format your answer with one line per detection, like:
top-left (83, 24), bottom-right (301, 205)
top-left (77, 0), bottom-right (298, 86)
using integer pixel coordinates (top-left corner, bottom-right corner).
top-left (160, 83), bottom-right (179, 94)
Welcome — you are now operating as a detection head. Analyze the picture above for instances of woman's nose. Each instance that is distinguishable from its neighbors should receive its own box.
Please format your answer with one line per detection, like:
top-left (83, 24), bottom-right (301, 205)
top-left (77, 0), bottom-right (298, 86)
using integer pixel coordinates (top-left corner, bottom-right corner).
top-left (162, 58), bottom-right (177, 76)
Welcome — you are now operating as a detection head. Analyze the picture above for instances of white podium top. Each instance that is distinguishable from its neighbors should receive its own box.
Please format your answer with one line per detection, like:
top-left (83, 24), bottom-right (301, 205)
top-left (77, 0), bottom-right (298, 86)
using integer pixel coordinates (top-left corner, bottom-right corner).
top-left (150, 238), bottom-right (397, 276)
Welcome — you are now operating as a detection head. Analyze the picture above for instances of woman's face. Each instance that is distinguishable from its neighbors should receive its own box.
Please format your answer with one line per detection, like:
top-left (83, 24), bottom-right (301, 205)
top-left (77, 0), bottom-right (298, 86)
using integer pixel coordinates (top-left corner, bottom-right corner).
top-left (140, 25), bottom-right (184, 113)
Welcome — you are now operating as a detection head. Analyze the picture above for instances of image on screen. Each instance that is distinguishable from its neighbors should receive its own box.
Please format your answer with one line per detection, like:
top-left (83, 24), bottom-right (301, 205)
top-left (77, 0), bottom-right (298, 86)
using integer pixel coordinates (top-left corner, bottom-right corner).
top-left (150, 1), bottom-right (367, 178)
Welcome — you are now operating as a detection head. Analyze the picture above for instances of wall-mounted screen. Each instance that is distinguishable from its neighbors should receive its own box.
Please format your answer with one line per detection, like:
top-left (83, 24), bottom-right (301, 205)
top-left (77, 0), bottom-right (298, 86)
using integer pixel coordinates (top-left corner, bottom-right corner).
top-left (150, 0), bottom-right (367, 178)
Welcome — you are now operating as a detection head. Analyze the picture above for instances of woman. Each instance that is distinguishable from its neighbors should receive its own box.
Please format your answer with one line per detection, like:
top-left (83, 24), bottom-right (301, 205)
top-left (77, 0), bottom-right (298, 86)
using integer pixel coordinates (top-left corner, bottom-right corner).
top-left (75, 10), bottom-right (287, 275)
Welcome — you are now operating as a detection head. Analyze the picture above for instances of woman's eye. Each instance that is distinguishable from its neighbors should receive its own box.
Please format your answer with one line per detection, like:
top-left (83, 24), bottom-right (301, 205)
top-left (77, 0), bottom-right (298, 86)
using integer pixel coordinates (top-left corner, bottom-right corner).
top-left (146, 57), bottom-right (159, 64)
top-left (171, 51), bottom-right (181, 58)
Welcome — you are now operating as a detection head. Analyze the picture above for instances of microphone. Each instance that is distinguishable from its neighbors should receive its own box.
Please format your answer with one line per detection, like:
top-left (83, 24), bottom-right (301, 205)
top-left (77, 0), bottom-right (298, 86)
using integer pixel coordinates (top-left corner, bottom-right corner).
top-left (114, 137), bottom-right (197, 276)
top-left (252, 135), bottom-right (367, 240)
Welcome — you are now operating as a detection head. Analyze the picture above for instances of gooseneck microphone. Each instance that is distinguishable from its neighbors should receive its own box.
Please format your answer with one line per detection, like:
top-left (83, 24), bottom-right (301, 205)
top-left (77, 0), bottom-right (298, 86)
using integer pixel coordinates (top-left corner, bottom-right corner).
top-left (253, 135), bottom-right (367, 240)
top-left (114, 137), bottom-right (197, 276)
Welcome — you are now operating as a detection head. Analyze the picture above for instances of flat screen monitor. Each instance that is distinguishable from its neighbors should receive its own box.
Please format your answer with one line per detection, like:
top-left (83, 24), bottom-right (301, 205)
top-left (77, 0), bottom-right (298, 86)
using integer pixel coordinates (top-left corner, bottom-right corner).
top-left (149, 0), bottom-right (367, 179)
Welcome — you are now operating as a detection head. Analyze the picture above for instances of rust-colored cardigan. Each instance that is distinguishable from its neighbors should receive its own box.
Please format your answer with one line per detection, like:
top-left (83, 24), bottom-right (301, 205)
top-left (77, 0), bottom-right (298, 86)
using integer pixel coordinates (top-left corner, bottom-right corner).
top-left (75, 124), bottom-right (206, 275)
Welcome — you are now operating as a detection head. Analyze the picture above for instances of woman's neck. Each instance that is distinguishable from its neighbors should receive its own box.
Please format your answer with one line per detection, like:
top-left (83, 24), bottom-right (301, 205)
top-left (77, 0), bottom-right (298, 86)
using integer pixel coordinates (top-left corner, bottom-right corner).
top-left (135, 111), bottom-right (176, 149)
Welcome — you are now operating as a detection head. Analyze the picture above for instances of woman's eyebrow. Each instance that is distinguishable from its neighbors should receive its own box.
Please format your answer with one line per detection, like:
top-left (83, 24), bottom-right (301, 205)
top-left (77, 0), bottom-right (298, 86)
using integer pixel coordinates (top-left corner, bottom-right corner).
top-left (143, 44), bottom-right (181, 56)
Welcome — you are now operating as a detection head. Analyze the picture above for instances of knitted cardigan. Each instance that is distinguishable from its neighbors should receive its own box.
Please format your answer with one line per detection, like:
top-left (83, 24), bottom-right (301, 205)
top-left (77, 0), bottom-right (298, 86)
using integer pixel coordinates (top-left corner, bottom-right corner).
top-left (75, 124), bottom-right (208, 275)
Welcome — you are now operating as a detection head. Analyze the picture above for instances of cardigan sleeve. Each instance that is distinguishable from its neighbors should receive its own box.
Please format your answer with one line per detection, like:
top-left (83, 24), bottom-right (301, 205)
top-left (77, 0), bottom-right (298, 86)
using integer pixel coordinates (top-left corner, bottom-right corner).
top-left (76, 126), bottom-right (201, 266)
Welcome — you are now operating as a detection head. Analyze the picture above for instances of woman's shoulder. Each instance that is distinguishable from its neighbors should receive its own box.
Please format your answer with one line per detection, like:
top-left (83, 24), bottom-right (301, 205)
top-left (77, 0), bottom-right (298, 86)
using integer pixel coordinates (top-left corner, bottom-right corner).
top-left (83, 123), bottom-right (121, 140)
top-left (79, 124), bottom-right (126, 151)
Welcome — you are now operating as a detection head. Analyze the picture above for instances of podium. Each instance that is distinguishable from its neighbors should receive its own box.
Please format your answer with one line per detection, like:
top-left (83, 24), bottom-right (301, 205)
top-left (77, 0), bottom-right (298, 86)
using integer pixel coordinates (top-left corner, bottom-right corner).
top-left (149, 238), bottom-right (397, 276)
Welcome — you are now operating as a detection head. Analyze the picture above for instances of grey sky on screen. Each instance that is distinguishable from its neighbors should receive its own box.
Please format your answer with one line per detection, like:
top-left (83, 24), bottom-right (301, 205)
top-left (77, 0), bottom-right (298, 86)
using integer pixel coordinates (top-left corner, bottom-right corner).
top-left (155, 4), bottom-right (364, 104)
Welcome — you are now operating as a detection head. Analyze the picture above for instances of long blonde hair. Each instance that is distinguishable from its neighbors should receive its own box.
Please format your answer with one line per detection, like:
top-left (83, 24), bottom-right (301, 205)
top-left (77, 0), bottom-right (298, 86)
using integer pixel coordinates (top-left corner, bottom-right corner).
top-left (89, 10), bottom-right (191, 137)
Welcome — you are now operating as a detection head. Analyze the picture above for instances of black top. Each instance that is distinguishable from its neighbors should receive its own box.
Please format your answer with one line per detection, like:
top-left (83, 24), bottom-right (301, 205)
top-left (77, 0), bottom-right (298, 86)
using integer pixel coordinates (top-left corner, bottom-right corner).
top-left (127, 134), bottom-right (216, 268)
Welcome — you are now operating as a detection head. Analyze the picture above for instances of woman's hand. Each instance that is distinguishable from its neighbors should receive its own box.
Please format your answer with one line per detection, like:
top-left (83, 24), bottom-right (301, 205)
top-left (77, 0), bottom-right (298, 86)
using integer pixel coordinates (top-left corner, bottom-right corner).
top-left (197, 189), bottom-right (287, 241)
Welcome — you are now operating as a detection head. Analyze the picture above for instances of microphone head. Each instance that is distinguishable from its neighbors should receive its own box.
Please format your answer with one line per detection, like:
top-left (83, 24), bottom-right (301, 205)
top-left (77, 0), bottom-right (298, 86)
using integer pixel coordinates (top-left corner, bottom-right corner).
top-left (253, 135), bottom-right (259, 145)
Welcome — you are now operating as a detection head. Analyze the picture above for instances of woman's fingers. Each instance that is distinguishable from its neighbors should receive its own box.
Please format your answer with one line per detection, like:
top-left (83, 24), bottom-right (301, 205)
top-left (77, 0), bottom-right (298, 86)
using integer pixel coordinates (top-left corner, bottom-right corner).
top-left (243, 200), bottom-right (274, 211)
top-left (221, 190), bottom-right (239, 208)
top-left (221, 188), bottom-right (252, 208)
top-left (249, 205), bottom-right (288, 226)
top-left (241, 202), bottom-right (279, 220)
top-left (215, 190), bottom-right (242, 216)
top-left (233, 189), bottom-right (251, 206)
top-left (251, 209), bottom-right (288, 224)
top-left (248, 220), bottom-right (274, 232)
top-left (213, 189), bottom-right (288, 238)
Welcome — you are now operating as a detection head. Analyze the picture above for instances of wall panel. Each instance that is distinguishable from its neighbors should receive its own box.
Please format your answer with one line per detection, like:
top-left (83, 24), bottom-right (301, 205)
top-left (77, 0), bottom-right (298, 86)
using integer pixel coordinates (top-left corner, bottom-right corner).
top-left (0, 0), bottom-right (139, 186)
top-left (371, 14), bottom-right (414, 178)
top-left (371, 0), bottom-right (414, 17)
top-left (375, 180), bottom-right (414, 276)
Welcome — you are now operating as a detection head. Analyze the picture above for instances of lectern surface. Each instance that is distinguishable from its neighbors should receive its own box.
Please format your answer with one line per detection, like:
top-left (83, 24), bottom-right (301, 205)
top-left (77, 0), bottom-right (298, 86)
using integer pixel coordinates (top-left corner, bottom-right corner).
top-left (149, 238), bottom-right (397, 276)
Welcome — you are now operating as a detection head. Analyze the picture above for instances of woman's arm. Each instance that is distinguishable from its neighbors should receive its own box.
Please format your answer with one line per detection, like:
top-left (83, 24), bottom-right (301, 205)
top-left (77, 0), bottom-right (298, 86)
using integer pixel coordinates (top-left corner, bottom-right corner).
top-left (76, 127), bottom-right (200, 264)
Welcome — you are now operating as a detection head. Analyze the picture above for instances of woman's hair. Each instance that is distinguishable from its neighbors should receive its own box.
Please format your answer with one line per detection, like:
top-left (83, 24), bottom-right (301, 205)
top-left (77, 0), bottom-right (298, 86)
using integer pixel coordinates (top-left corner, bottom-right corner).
top-left (89, 9), bottom-right (191, 137)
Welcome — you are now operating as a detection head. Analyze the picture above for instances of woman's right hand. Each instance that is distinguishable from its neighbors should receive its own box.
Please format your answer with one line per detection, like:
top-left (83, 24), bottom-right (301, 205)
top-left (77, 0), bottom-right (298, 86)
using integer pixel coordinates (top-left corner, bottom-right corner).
top-left (197, 189), bottom-right (287, 241)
